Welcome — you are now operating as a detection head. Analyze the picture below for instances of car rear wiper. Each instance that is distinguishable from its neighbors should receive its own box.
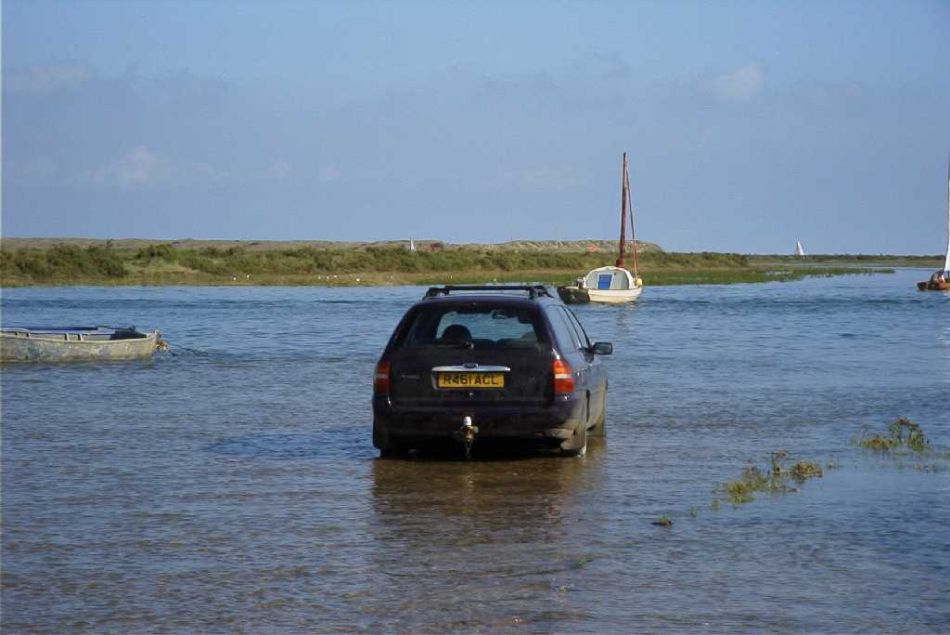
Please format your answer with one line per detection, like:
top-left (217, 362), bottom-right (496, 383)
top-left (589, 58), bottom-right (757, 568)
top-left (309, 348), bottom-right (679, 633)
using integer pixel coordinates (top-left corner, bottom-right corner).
top-left (434, 340), bottom-right (475, 350)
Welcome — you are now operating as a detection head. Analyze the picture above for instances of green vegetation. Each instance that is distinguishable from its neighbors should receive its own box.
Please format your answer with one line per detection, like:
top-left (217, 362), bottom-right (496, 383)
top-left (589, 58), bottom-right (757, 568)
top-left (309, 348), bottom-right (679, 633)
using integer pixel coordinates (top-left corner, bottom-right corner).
top-left (789, 460), bottom-right (825, 481)
top-left (1, 238), bottom-right (925, 287)
top-left (1, 243), bottom-right (128, 282)
top-left (664, 419), bottom-right (943, 525)
top-left (716, 451), bottom-right (825, 506)
top-left (569, 555), bottom-right (596, 570)
top-left (857, 417), bottom-right (930, 454)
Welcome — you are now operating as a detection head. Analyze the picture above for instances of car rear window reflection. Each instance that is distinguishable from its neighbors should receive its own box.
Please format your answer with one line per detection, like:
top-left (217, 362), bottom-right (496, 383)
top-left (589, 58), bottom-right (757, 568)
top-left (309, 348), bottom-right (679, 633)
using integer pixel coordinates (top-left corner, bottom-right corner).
top-left (401, 307), bottom-right (545, 349)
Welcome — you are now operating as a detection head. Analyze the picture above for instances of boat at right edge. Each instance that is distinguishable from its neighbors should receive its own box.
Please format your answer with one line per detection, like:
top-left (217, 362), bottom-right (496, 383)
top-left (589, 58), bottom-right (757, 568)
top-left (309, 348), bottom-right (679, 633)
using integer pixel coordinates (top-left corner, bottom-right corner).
top-left (558, 152), bottom-right (644, 304)
top-left (917, 154), bottom-right (950, 291)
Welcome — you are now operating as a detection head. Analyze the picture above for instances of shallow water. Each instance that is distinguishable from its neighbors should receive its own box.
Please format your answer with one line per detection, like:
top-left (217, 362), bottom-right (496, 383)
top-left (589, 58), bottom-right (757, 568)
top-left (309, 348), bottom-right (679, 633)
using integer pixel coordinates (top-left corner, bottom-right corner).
top-left (2, 270), bottom-right (948, 633)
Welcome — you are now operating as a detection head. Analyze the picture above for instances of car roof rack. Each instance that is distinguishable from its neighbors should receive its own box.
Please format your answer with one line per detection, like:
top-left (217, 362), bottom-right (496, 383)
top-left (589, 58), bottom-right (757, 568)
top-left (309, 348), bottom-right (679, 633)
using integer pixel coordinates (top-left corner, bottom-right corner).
top-left (424, 284), bottom-right (553, 300)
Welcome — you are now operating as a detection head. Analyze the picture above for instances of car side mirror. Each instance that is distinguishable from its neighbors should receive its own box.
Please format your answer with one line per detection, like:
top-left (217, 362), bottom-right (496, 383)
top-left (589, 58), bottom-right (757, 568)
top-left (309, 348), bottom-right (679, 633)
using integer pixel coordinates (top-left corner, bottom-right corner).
top-left (591, 342), bottom-right (613, 355)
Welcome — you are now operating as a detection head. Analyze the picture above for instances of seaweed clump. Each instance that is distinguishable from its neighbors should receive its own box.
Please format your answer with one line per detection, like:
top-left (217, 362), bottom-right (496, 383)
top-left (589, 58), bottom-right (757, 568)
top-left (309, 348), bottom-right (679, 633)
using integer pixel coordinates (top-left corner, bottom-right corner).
top-left (857, 418), bottom-right (929, 454)
top-left (790, 461), bottom-right (824, 481)
top-left (717, 451), bottom-right (825, 506)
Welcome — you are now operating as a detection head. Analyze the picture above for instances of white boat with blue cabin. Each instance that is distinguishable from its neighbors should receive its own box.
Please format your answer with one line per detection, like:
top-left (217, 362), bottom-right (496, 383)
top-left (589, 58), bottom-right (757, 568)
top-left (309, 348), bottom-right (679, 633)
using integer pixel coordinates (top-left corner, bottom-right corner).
top-left (558, 152), bottom-right (643, 304)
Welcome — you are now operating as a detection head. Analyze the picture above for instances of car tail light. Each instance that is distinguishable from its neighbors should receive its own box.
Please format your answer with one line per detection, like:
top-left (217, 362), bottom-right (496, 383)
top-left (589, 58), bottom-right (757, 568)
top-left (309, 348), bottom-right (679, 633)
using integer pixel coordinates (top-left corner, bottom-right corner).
top-left (552, 358), bottom-right (574, 395)
top-left (374, 360), bottom-right (391, 395)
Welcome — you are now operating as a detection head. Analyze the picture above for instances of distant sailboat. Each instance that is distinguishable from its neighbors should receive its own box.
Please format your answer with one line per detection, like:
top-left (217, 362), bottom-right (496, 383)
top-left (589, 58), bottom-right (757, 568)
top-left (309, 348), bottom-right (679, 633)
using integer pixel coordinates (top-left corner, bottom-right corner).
top-left (795, 241), bottom-right (806, 257)
top-left (917, 155), bottom-right (950, 291)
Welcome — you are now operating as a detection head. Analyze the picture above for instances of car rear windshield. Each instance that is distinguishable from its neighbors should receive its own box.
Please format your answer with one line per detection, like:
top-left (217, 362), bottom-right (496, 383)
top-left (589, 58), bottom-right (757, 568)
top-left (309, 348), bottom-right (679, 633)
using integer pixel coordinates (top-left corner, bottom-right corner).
top-left (398, 304), bottom-right (547, 350)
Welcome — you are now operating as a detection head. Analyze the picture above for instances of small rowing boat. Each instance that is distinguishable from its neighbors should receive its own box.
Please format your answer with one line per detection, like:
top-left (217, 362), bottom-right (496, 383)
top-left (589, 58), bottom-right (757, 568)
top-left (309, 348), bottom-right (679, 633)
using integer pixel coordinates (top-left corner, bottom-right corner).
top-left (0, 326), bottom-right (162, 362)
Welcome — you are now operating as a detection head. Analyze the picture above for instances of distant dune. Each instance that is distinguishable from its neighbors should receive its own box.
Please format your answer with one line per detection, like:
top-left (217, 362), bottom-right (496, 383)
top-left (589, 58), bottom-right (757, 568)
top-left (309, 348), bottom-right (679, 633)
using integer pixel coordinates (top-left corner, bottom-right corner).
top-left (1, 237), bottom-right (665, 253)
top-left (1, 235), bottom-right (934, 288)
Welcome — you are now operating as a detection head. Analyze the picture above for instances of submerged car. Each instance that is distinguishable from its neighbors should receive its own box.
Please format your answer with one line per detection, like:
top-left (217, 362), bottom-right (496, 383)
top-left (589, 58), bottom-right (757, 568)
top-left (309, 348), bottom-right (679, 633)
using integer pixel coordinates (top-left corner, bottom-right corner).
top-left (372, 285), bottom-right (612, 457)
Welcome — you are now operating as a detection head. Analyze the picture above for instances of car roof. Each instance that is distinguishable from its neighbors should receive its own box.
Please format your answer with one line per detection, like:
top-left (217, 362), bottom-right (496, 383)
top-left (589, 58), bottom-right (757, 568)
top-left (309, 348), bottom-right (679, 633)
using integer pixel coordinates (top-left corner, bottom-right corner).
top-left (416, 286), bottom-right (561, 311)
top-left (416, 294), bottom-right (557, 307)
top-left (420, 285), bottom-right (558, 303)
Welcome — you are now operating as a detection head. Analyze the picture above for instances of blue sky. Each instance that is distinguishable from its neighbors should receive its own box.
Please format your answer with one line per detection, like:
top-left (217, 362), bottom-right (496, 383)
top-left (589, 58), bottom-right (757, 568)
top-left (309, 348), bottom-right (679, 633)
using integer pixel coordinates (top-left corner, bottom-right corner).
top-left (3, 0), bottom-right (949, 253)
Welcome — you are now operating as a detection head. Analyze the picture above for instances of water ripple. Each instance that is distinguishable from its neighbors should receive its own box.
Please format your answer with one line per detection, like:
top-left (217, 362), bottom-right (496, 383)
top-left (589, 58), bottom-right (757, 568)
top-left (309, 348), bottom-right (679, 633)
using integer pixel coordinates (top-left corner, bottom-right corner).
top-left (3, 271), bottom-right (948, 633)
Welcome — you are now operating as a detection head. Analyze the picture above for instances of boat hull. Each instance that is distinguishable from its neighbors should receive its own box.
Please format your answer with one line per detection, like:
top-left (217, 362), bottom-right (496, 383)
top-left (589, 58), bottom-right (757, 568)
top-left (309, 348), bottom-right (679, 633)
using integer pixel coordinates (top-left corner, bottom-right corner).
top-left (0, 328), bottom-right (160, 362)
top-left (586, 286), bottom-right (643, 303)
top-left (557, 284), bottom-right (644, 304)
top-left (917, 280), bottom-right (950, 291)
top-left (559, 266), bottom-right (643, 304)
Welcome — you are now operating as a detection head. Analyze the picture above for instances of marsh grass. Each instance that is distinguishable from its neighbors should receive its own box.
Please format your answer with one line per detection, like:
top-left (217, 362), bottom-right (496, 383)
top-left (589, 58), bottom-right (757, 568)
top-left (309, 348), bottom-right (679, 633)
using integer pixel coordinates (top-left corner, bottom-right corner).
top-left (789, 461), bottom-right (825, 481)
top-left (716, 451), bottom-right (824, 506)
top-left (1, 241), bottom-right (898, 287)
top-left (857, 418), bottom-right (930, 454)
top-left (704, 419), bottom-right (940, 514)
top-left (1, 244), bottom-right (128, 283)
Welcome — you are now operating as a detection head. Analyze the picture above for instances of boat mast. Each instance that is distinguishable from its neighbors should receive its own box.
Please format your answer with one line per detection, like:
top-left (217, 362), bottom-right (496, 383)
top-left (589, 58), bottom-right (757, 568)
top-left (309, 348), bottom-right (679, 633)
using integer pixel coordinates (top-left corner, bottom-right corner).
top-left (945, 153), bottom-right (950, 273)
top-left (625, 160), bottom-right (639, 278)
top-left (616, 152), bottom-right (628, 268)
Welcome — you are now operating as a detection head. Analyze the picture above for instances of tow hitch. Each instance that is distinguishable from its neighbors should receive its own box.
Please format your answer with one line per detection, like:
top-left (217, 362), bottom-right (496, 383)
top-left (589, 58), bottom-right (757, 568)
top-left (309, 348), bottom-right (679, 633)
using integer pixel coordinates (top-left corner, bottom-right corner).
top-left (455, 415), bottom-right (479, 459)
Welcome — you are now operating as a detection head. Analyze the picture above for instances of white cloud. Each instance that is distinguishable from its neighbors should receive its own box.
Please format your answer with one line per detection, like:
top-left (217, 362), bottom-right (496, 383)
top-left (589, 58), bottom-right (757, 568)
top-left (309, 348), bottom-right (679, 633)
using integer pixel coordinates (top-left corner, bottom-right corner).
top-left (709, 62), bottom-right (765, 103)
top-left (157, 70), bottom-right (230, 110)
top-left (77, 146), bottom-right (229, 190)
top-left (318, 165), bottom-right (341, 183)
top-left (5, 64), bottom-right (92, 95)
top-left (267, 161), bottom-right (293, 180)
top-left (189, 162), bottom-right (231, 184)
top-left (83, 146), bottom-right (165, 189)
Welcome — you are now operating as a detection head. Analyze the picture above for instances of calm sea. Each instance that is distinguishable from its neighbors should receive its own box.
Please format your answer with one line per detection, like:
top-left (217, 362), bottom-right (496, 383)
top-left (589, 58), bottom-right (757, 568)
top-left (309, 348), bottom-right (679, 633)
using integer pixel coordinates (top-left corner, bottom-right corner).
top-left (2, 269), bottom-right (948, 633)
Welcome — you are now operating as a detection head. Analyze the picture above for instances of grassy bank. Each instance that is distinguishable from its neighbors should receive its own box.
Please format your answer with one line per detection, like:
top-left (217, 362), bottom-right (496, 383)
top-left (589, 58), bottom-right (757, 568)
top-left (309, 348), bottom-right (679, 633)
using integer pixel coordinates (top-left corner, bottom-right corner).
top-left (1, 239), bottom-right (936, 287)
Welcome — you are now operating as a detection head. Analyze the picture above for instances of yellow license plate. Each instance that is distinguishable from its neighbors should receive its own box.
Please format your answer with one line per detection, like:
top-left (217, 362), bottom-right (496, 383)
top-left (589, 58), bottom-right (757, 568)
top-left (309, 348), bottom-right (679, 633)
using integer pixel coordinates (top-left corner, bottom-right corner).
top-left (436, 372), bottom-right (505, 389)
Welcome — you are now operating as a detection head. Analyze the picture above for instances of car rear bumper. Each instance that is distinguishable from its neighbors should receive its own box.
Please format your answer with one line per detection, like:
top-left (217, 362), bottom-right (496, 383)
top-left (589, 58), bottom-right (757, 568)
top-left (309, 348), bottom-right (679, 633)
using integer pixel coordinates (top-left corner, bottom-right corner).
top-left (372, 395), bottom-right (583, 447)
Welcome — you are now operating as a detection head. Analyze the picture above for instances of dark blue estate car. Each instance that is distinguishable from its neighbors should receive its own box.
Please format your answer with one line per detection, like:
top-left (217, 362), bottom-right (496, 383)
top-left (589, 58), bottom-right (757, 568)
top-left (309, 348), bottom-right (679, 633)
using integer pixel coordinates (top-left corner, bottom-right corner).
top-left (372, 285), bottom-right (612, 457)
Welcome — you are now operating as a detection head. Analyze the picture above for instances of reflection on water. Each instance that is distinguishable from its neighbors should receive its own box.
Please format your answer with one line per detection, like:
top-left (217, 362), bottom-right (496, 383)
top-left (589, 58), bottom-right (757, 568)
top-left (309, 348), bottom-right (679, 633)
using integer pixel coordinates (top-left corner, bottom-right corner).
top-left (2, 273), bottom-right (948, 633)
top-left (363, 444), bottom-right (605, 632)
top-left (940, 292), bottom-right (950, 385)
top-left (370, 442), bottom-right (604, 549)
